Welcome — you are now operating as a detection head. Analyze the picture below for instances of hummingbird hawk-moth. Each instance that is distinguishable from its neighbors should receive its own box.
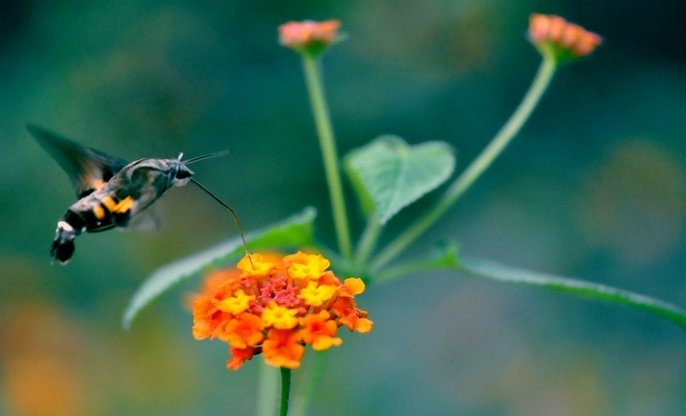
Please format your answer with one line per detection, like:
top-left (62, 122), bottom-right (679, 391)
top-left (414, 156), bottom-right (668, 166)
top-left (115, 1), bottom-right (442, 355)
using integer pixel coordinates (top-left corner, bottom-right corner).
top-left (27, 123), bottom-right (248, 264)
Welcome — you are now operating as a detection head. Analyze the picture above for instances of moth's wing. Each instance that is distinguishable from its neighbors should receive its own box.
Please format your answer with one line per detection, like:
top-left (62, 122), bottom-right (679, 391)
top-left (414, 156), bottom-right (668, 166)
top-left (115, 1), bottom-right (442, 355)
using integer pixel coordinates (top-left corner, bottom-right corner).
top-left (27, 123), bottom-right (129, 199)
top-left (111, 161), bottom-right (170, 228)
top-left (120, 205), bottom-right (164, 232)
top-left (131, 169), bottom-right (170, 220)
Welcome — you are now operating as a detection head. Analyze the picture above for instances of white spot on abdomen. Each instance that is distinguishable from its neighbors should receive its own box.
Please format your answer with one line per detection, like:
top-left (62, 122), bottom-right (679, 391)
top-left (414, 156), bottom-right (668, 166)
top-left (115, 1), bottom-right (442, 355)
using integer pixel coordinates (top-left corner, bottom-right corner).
top-left (57, 221), bottom-right (73, 232)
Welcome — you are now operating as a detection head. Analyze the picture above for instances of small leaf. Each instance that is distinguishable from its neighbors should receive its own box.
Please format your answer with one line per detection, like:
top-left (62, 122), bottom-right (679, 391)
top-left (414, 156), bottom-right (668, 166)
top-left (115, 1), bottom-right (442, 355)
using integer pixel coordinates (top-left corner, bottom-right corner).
top-left (344, 135), bottom-right (455, 224)
top-left (122, 207), bottom-right (317, 329)
top-left (457, 257), bottom-right (686, 330)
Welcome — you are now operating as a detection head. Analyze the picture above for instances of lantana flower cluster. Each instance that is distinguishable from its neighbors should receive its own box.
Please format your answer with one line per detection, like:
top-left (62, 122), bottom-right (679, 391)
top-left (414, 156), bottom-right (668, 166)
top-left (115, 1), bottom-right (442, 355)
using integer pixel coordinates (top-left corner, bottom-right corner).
top-left (192, 252), bottom-right (372, 370)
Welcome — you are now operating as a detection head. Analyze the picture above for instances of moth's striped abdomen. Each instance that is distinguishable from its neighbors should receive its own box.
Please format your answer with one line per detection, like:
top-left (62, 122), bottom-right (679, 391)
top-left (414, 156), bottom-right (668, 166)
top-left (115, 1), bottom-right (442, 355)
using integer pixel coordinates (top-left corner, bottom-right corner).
top-left (50, 189), bottom-right (136, 263)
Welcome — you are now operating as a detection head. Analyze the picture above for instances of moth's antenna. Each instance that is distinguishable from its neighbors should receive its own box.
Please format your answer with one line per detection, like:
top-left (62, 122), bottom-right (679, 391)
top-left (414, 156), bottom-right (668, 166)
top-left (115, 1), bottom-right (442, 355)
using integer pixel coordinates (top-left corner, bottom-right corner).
top-left (183, 150), bottom-right (232, 165)
top-left (190, 178), bottom-right (253, 266)
top-left (177, 152), bottom-right (184, 161)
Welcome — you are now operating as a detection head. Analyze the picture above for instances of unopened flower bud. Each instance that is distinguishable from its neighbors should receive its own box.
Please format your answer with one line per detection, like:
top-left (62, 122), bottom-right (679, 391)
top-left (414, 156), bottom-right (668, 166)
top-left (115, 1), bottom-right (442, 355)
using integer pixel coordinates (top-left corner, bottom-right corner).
top-left (529, 14), bottom-right (601, 62)
top-left (278, 20), bottom-right (341, 56)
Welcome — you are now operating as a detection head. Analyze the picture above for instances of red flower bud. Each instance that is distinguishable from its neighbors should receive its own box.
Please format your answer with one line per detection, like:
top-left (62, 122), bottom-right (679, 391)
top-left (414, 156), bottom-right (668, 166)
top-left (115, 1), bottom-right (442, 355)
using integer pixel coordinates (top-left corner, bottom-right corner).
top-left (529, 14), bottom-right (602, 62)
top-left (278, 20), bottom-right (341, 56)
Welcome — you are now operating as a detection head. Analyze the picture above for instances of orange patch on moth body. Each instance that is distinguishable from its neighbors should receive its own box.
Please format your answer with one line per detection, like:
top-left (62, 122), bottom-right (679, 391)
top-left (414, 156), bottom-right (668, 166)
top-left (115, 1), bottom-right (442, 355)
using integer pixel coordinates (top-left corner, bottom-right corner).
top-left (101, 197), bottom-right (117, 211)
top-left (114, 196), bottom-right (134, 214)
top-left (92, 204), bottom-right (105, 220)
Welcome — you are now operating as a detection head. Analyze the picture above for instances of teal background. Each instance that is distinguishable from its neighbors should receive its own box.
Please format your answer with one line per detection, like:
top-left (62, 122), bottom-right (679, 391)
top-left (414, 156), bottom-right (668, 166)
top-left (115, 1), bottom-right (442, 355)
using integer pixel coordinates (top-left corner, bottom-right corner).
top-left (1, 1), bottom-right (686, 415)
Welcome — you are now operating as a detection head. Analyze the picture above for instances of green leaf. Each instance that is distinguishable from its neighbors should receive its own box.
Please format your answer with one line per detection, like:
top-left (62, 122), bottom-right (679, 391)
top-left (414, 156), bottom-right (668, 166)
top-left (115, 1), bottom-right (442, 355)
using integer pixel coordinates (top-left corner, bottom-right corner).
top-left (456, 257), bottom-right (686, 330)
top-left (375, 249), bottom-right (686, 329)
top-left (344, 135), bottom-right (455, 224)
top-left (122, 207), bottom-right (317, 329)
top-left (344, 157), bottom-right (376, 218)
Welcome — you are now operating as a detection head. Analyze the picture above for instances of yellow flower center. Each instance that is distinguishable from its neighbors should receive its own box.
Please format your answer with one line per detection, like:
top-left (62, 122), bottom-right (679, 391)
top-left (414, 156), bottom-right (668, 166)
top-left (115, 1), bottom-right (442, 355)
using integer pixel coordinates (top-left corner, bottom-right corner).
top-left (214, 289), bottom-right (255, 315)
top-left (298, 281), bottom-right (337, 307)
top-left (288, 253), bottom-right (331, 279)
top-left (261, 301), bottom-right (299, 329)
top-left (238, 253), bottom-right (274, 277)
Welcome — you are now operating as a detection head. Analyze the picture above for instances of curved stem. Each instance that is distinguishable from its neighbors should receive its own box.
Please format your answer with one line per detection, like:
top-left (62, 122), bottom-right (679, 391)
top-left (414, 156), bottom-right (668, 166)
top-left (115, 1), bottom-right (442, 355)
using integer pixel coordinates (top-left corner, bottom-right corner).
top-left (302, 54), bottom-right (353, 263)
top-left (291, 351), bottom-right (328, 416)
top-left (374, 259), bottom-right (445, 284)
top-left (370, 56), bottom-right (557, 272)
top-left (280, 368), bottom-right (292, 416)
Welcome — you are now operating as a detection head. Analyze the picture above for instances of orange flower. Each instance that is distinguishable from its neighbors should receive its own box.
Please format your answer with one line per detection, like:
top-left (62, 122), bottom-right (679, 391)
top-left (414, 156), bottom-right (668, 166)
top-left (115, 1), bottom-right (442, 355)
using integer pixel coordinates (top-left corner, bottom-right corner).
top-left (262, 329), bottom-right (305, 369)
top-left (300, 311), bottom-right (342, 351)
top-left (528, 14), bottom-right (601, 61)
top-left (227, 346), bottom-right (255, 371)
top-left (192, 297), bottom-right (228, 340)
top-left (191, 251), bottom-right (372, 370)
top-left (221, 313), bottom-right (264, 348)
top-left (278, 20), bottom-right (341, 56)
top-left (331, 297), bottom-right (374, 333)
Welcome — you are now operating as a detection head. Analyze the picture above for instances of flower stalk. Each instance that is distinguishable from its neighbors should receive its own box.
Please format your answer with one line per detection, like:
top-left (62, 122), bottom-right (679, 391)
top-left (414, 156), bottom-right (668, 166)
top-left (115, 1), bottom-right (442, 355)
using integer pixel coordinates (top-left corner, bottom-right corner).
top-left (370, 55), bottom-right (558, 272)
top-left (302, 53), bottom-right (353, 263)
top-left (280, 367), bottom-right (291, 416)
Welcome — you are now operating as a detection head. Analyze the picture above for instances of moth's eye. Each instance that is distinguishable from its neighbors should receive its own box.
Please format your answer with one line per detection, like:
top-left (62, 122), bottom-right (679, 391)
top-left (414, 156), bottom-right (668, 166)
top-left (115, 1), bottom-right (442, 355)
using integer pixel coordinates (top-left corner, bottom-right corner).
top-left (176, 169), bottom-right (192, 179)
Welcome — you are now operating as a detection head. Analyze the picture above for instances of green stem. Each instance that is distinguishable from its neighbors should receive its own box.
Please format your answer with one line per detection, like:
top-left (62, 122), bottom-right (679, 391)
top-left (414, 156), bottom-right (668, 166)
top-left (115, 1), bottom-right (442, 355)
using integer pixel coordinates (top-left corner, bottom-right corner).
top-left (291, 352), bottom-right (329, 416)
top-left (370, 56), bottom-right (557, 272)
top-left (280, 368), bottom-right (292, 416)
top-left (354, 214), bottom-right (382, 272)
top-left (302, 53), bottom-right (353, 263)
top-left (256, 361), bottom-right (280, 416)
top-left (374, 259), bottom-right (446, 284)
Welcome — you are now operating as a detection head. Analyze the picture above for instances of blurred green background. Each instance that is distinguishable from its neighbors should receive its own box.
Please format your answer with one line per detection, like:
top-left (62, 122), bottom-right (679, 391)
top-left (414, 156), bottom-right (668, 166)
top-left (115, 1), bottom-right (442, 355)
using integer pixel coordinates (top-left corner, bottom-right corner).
top-left (1, 0), bottom-right (686, 415)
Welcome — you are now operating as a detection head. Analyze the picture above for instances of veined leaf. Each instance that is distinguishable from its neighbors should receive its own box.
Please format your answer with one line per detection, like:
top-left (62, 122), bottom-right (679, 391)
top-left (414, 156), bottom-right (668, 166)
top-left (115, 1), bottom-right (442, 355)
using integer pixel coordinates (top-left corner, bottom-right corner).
top-left (457, 257), bottom-right (686, 330)
top-left (122, 207), bottom-right (317, 329)
top-left (344, 135), bottom-right (455, 224)
top-left (375, 250), bottom-right (686, 330)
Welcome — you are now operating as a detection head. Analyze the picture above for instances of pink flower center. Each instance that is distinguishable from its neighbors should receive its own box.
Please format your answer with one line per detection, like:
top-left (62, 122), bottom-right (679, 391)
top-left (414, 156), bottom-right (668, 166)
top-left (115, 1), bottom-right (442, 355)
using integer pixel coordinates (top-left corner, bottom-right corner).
top-left (259, 276), bottom-right (301, 308)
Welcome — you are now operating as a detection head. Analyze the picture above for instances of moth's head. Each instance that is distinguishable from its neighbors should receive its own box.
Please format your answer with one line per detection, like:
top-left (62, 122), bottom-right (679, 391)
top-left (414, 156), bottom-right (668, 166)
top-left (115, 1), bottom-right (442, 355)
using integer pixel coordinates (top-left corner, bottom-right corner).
top-left (170, 161), bottom-right (194, 187)
top-left (169, 150), bottom-right (229, 187)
